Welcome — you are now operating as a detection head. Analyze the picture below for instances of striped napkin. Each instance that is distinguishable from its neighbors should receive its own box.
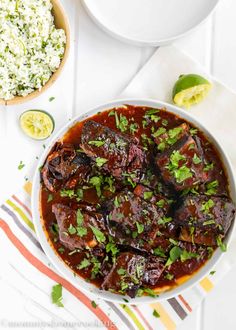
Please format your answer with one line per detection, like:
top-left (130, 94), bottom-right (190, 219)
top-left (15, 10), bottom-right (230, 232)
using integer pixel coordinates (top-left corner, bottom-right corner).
top-left (0, 45), bottom-right (236, 329)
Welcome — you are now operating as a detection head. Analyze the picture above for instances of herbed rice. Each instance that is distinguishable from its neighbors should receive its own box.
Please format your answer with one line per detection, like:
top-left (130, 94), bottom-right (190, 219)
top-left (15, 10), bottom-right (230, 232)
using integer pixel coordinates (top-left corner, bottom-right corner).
top-left (0, 0), bottom-right (66, 100)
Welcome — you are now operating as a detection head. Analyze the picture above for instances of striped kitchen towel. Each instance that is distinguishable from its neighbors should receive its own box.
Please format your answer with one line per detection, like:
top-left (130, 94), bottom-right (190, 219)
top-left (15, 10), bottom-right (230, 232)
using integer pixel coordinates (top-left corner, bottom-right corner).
top-left (0, 181), bottom-right (233, 330)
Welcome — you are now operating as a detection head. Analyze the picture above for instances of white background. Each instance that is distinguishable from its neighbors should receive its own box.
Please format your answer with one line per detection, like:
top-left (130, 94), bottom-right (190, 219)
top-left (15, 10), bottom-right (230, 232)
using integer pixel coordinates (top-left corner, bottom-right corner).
top-left (0, 0), bottom-right (236, 329)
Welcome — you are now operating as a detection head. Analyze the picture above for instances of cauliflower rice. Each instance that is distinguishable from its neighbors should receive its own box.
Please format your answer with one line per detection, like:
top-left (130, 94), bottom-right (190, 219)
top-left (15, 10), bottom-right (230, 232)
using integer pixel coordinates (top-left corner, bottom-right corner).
top-left (0, 0), bottom-right (66, 100)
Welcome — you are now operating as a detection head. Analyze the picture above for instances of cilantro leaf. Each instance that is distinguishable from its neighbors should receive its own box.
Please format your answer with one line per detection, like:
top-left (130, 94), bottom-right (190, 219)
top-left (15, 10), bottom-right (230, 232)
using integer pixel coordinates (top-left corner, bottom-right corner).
top-left (89, 176), bottom-right (103, 197)
top-left (96, 157), bottom-right (108, 167)
top-left (193, 153), bottom-right (202, 165)
top-left (153, 309), bottom-right (160, 318)
top-left (89, 225), bottom-right (106, 244)
top-left (68, 224), bottom-right (76, 235)
top-left (78, 258), bottom-right (91, 269)
top-left (18, 161), bottom-right (25, 170)
top-left (136, 222), bottom-right (144, 234)
top-left (165, 246), bottom-right (182, 267)
top-left (88, 140), bottom-right (105, 147)
top-left (51, 283), bottom-right (64, 307)
top-left (143, 191), bottom-right (153, 200)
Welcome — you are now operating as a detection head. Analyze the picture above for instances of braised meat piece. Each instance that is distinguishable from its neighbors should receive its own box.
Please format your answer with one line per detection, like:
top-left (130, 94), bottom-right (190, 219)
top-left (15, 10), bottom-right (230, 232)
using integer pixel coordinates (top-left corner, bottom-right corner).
top-left (133, 184), bottom-right (170, 212)
top-left (42, 143), bottom-right (91, 192)
top-left (156, 132), bottom-right (207, 191)
top-left (143, 256), bottom-right (165, 286)
top-left (52, 203), bottom-right (106, 250)
top-left (80, 120), bottom-right (146, 182)
top-left (174, 195), bottom-right (235, 246)
top-left (107, 190), bottom-right (166, 241)
top-left (154, 123), bottom-right (189, 151)
top-left (101, 252), bottom-right (146, 297)
top-left (167, 241), bottom-right (209, 277)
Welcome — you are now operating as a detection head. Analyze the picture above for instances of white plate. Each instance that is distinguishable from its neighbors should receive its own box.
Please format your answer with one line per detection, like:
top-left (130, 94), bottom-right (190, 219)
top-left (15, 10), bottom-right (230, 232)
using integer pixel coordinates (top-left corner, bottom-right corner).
top-left (83, 0), bottom-right (219, 46)
top-left (32, 98), bottom-right (236, 304)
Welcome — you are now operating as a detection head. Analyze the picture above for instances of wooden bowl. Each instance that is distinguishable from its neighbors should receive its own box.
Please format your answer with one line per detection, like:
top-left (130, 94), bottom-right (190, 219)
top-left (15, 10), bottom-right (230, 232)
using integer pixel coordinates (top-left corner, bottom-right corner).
top-left (0, 0), bottom-right (70, 106)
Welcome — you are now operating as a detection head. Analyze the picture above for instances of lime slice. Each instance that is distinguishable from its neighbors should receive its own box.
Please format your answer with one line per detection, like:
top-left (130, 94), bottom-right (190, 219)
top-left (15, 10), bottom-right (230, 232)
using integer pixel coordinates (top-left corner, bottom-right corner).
top-left (20, 110), bottom-right (55, 140)
top-left (172, 74), bottom-right (212, 108)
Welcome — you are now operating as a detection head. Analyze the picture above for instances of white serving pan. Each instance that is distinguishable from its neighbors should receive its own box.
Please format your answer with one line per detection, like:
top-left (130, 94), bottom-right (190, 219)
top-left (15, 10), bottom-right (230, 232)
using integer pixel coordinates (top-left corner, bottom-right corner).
top-left (32, 99), bottom-right (236, 304)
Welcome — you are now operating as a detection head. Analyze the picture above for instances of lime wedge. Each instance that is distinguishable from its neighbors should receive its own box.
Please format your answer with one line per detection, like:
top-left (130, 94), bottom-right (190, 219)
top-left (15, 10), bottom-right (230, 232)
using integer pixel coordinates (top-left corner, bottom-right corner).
top-left (20, 110), bottom-right (55, 140)
top-left (172, 74), bottom-right (212, 108)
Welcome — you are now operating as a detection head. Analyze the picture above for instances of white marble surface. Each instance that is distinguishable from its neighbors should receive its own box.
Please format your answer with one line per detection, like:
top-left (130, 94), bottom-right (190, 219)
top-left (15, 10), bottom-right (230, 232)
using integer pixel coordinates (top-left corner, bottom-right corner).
top-left (0, 0), bottom-right (236, 329)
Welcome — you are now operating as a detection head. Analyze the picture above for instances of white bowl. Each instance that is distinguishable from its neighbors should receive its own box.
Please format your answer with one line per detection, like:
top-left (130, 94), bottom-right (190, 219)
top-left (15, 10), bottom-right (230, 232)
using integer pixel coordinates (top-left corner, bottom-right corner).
top-left (32, 99), bottom-right (236, 304)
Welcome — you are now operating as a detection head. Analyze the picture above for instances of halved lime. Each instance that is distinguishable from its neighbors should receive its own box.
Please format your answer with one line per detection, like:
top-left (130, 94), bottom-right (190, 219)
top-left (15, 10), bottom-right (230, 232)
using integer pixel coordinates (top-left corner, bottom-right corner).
top-left (172, 74), bottom-right (212, 108)
top-left (20, 110), bottom-right (55, 140)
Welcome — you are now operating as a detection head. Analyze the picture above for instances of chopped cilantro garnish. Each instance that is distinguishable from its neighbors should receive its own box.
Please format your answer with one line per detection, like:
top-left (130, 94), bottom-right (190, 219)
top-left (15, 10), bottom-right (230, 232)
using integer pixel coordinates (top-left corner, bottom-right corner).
top-left (165, 273), bottom-right (174, 280)
top-left (205, 180), bottom-right (218, 195)
top-left (68, 224), bottom-right (76, 235)
top-left (204, 162), bottom-right (214, 172)
top-left (190, 128), bottom-right (198, 135)
top-left (76, 188), bottom-right (83, 201)
top-left (143, 191), bottom-right (153, 200)
top-left (77, 227), bottom-right (87, 237)
top-left (153, 309), bottom-right (160, 318)
top-left (216, 236), bottom-right (227, 252)
top-left (51, 283), bottom-right (64, 307)
top-left (88, 140), bottom-right (105, 147)
top-left (158, 216), bottom-right (172, 225)
top-left (58, 247), bottom-right (65, 254)
top-left (166, 150), bottom-right (193, 183)
top-left (96, 157), bottom-right (108, 167)
top-left (47, 194), bottom-right (53, 202)
top-left (174, 165), bottom-right (192, 183)
top-left (157, 142), bottom-right (166, 151)
top-left (60, 189), bottom-right (76, 198)
top-left (165, 246), bottom-right (182, 267)
top-left (152, 127), bottom-right (166, 138)
top-left (76, 209), bottom-right (87, 237)
top-left (144, 108), bottom-right (160, 122)
top-left (117, 268), bottom-right (126, 275)
top-left (203, 219), bottom-right (215, 226)
top-left (51, 223), bottom-right (59, 235)
top-left (78, 258), bottom-right (91, 269)
top-left (114, 196), bottom-right (120, 207)
top-left (18, 161), bottom-right (25, 170)
top-left (130, 123), bottom-right (139, 134)
top-left (76, 209), bottom-right (84, 226)
top-left (210, 270), bottom-right (216, 276)
top-left (143, 287), bottom-right (158, 297)
top-left (106, 237), bottom-right (119, 257)
top-left (89, 176), bottom-right (103, 197)
top-left (167, 127), bottom-right (183, 144)
top-left (193, 153), bottom-right (202, 165)
top-left (156, 199), bottom-right (165, 208)
top-left (49, 96), bottom-right (55, 102)
top-left (201, 199), bottom-right (214, 214)
top-left (153, 246), bottom-right (166, 258)
top-left (136, 222), bottom-right (144, 234)
top-left (91, 301), bottom-right (97, 308)
top-left (109, 111), bottom-right (129, 132)
top-left (89, 225), bottom-right (106, 244)
top-left (169, 238), bottom-right (178, 245)
top-left (180, 250), bottom-right (199, 262)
